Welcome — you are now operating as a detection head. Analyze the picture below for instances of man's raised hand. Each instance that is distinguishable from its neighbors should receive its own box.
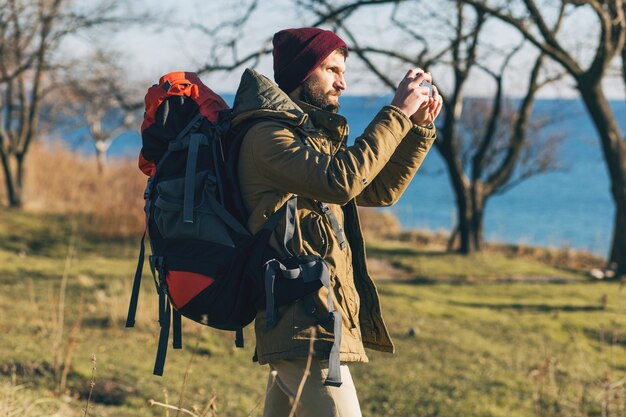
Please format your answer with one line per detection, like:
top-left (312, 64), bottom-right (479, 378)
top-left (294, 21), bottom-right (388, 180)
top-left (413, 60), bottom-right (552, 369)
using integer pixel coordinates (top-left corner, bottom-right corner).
top-left (411, 84), bottom-right (442, 127)
top-left (390, 68), bottom-right (432, 120)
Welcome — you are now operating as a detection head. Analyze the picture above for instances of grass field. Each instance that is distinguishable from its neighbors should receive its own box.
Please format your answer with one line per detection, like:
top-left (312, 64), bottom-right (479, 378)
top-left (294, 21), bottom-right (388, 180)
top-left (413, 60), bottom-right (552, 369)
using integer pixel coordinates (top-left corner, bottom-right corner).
top-left (1, 210), bottom-right (624, 417)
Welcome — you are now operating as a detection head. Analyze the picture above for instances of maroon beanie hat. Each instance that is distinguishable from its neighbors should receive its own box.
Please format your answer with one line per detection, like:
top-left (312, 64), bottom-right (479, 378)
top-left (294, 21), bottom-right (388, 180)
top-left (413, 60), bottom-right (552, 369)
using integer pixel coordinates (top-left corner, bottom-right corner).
top-left (273, 27), bottom-right (348, 93)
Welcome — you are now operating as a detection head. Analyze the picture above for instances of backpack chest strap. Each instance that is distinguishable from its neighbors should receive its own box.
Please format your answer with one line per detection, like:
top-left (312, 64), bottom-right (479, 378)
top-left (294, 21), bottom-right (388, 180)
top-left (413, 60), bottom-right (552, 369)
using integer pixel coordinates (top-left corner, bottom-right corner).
top-left (319, 202), bottom-right (347, 251)
top-left (300, 136), bottom-right (348, 252)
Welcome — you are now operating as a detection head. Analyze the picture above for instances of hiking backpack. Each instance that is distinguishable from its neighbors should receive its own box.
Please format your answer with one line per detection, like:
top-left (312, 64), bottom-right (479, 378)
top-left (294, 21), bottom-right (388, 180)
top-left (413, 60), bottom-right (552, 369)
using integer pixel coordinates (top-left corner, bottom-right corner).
top-left (125, 71), bottom-right (344, 386)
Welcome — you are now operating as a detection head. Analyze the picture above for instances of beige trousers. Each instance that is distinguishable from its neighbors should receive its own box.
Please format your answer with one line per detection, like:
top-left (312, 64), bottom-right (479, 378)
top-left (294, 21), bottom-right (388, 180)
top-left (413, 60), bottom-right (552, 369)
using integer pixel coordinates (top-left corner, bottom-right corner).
top-left (263, 357), bottom-right (363, 417)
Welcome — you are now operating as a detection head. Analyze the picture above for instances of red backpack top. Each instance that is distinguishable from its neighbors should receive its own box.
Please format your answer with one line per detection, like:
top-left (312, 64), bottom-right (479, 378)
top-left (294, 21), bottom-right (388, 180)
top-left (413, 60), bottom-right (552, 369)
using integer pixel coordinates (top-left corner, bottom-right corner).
top-left (138, 72), bottom-right (228, 177)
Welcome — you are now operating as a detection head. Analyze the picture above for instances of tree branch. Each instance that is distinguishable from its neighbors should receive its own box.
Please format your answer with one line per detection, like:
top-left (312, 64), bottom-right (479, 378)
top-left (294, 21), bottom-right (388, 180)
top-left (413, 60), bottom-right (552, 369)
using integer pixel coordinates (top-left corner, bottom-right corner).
top-left (584, 0), bottom-right (625, 81)
top-left (190, 0), bottom-right (259, 38)
top-left (308, 0), bottom-right (409, 27)
top-left (196, 43), bottom-right (272, 75)
top-left (339, 26), bottom-right (397, 90)
top-left (390, 2), bottom-right (428, 54)
top-left (521, 0), bottom-right (564, 54)
top-left (484, 51), bottom-right (545, 195)
top-left (622, 13), bottom-right (626, 94)
top-left (461, 0), bottom-right (584, 77)
top-left (471, 46), bottom-right (520, 181)
top-left (463, 4), bottom-right (486, 75)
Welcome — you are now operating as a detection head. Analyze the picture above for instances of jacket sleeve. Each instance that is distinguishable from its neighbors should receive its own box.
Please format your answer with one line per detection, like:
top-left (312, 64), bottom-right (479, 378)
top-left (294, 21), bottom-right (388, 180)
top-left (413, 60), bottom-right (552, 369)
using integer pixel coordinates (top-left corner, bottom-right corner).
top-left (246, 106), bottom-right (414, 205)
top-left (356, 123), bottom-right (436, 207)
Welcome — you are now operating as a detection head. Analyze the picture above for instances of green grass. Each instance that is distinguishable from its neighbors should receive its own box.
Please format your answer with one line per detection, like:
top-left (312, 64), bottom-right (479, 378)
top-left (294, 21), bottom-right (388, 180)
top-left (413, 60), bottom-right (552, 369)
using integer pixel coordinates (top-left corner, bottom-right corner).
top-left (1, 211), bottom-right (624, 416)
top-left (356, 281), bottom-right (626, 416)
top-left (368, 240), bottom-right (586, 282)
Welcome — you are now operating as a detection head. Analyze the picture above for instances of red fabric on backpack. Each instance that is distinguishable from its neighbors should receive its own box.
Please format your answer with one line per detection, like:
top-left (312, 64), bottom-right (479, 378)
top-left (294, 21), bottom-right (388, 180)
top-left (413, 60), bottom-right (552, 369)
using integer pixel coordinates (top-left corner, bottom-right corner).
top-left (138, 151), bottom-right (156, 177)
top-left (166, 270), bottom-right (216, 309)
top-left (138, 72), bottom-right (229, 176)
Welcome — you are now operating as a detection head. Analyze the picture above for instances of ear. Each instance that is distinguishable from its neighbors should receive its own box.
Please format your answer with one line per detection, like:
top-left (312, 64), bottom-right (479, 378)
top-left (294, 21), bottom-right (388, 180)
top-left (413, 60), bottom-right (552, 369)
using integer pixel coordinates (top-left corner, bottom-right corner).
top-left (288, 85), bottom-right (302, 101)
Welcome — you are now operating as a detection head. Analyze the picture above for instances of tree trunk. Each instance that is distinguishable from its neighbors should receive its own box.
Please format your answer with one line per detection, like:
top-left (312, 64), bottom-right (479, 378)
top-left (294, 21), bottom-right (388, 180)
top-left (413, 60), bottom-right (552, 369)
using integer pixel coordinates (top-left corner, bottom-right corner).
top-left (471, 184), bottom-right (485, 252)
top-left (96, 149), bottom-right (106, 174)
top-left (471, 209), bottom-right (484, 252)
top-left (454, 185), bottom-right (485, 254)
top-left (0, 152), bottom-right (22, 208)
top-left (439, 96), bottom-right (483, 255)
top-left (457, 199), bottom-right (473, 254)
top-left (609, 200), bottom-right (626, 277)
top-left (578, 81), bottom-right (626, 277)
top-left (94, 140), bottom-right (111, 174)
top-left (440, 138), bottom-right (486, 254)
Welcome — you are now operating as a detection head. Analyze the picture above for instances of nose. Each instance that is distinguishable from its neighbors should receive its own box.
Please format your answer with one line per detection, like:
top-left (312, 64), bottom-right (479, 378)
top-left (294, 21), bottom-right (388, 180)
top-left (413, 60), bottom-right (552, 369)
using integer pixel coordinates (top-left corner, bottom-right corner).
top-left (334, 73), bottom-right (347, 91)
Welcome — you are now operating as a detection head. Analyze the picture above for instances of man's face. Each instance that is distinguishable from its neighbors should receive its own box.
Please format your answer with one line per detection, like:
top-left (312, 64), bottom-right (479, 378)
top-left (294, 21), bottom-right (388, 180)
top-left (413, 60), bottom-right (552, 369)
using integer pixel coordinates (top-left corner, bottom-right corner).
top-left (297, 49), bottom-right (347, 113)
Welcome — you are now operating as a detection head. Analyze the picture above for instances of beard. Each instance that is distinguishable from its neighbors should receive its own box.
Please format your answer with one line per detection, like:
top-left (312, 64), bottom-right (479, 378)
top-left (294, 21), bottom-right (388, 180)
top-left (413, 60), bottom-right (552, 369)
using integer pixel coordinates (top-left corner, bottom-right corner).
top-left (298, 77), bottom-right (340, 113)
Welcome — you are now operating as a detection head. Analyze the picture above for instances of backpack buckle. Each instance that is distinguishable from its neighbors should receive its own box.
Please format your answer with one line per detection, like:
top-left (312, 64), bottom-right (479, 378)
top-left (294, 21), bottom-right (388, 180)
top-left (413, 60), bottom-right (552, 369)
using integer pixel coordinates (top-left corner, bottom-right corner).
top-left (144, 177), bottom-right (155, 200)
top-left (152, 256), bottom-right (167, 294)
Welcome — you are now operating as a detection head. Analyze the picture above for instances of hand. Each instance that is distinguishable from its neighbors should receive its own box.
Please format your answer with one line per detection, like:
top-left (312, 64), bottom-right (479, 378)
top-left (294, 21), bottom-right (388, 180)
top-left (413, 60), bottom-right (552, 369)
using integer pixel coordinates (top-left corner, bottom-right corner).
top-left (390, 68), bottom-right (432, 119)
top-left (411, 84), bottom-right (443, 127)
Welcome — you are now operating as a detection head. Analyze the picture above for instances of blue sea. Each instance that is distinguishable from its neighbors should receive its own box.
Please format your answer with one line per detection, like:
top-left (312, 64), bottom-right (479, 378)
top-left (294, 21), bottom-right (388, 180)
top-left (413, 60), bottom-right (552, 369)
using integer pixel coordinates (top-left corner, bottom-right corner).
top-left (104, 96), bottom-right (623, 258)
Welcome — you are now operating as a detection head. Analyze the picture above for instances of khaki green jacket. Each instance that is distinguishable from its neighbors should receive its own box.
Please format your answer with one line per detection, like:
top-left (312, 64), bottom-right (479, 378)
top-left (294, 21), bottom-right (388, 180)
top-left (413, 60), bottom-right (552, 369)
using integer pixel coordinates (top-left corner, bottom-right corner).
top-left (231, 69), bottom-right (435, 364)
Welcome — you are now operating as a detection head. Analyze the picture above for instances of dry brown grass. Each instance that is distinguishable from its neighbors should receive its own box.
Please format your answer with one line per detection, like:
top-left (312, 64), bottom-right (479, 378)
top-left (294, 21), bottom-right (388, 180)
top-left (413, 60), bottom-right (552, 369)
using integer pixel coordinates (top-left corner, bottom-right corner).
top-left (487, 241), bottom-right (606, 272)
top-left (10, 141), bottom-right (409, 242)
top-left (0, 383), bottom-right (77, 417)
top-left (17, 140), bottom-right (147, 239)
top-left (357, 207), bottom-right (402, 240)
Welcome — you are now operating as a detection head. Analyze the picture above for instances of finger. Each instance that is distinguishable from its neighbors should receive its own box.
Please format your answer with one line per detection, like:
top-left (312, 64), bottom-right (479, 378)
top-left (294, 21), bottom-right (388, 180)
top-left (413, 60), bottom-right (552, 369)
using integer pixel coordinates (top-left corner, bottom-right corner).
top-left (425, 96), bottom-right (440, 121)
top-left (427, 87), bottom-right (440, 109)
top-left (433, 95), bottom-right (443, 118)
top-left (397, 68), bottom-right (418, 88)
top-left (428, 96), bottom-right (437, 112)
top-left (432, 84), bottom-right (439, 98)
top-left (404, 67), bottom-right (424, 80)
top-left (406, 81), bottom-right (431, 97)
top-left (416, 93), bottom-right (430, 110)
top-left (406, 73), bottom-right (433, 92)
top-left (408, 72), bottom-right (432, 85)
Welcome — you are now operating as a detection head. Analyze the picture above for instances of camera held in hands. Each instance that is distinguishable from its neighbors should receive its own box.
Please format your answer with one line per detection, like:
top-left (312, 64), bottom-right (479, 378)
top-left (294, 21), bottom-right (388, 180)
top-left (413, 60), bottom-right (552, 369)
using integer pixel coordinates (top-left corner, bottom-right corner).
top-left (419, 81), bottom-right (433, 97)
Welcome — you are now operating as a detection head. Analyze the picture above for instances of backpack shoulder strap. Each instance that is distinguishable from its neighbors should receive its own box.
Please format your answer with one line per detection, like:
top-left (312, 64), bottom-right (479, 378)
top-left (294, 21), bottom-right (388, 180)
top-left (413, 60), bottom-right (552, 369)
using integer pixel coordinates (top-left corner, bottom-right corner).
top-left (220, 118), bottom-right (263, 224)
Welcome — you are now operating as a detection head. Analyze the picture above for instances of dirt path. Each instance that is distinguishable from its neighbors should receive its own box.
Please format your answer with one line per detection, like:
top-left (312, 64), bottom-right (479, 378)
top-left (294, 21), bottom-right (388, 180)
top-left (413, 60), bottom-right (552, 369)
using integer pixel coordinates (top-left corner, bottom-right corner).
top-left (367, 258), bottom-right (413, 281)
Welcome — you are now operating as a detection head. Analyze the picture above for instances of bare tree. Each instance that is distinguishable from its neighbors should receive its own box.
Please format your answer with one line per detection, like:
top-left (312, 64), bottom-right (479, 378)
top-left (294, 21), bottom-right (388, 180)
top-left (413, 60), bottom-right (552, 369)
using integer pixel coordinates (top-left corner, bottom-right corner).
top-left (296, 0), bottom-right (564, 253)
top-left (0, 0), bottom-right (142, 207)
top-left (60, 51), bottom-right (142, 173)
top-left (459, 0), bottom-right (626, 275)
top-left (0, 0), bottom-right (57, 207)
top-left (189, 0), bottom-right (566, 253)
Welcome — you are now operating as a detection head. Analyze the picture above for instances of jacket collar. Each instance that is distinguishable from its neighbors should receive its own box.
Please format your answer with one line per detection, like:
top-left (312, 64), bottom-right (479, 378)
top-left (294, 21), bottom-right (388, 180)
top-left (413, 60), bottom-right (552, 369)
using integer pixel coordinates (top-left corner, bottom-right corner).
top-left (294, 100), bottom-right (349, 144)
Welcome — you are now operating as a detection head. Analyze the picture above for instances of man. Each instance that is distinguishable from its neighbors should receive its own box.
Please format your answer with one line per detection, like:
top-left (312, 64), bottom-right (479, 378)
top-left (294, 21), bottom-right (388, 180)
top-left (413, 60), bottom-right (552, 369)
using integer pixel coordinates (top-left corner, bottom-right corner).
top-left (230, 27), bottom-right (442, 417)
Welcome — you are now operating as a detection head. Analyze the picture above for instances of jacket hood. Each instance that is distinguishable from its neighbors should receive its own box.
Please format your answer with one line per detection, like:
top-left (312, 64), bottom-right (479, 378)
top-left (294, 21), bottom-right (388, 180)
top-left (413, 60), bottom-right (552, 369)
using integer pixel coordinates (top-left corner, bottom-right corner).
top-left (231, 68), bottom-right (349, 142)
top-left (231, 68), bottom-right (308, 128)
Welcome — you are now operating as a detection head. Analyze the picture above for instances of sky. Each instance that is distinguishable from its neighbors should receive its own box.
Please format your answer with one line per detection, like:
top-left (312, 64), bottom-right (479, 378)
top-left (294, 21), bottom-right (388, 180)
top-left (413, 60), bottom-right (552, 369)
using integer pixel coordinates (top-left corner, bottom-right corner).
top-left (68, 0), bottom-right (626, 100)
